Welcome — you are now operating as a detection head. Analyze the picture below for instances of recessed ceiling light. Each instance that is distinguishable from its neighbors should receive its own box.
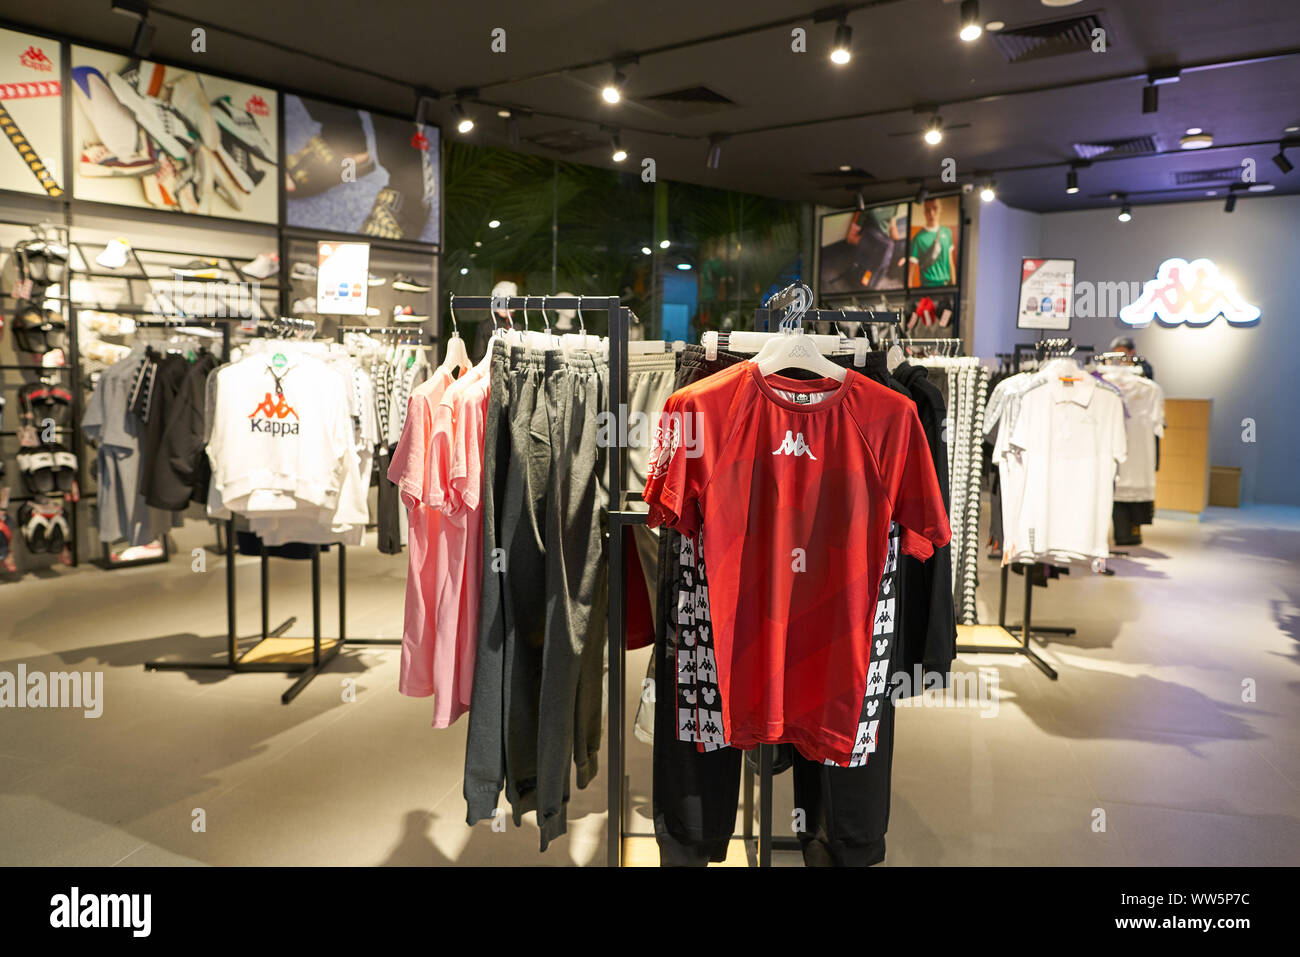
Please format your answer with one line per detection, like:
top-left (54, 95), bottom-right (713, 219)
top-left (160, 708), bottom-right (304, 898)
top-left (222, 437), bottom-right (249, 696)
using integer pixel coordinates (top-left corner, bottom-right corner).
top-left (488, 219), bottom-right (501, 228)
top-left (1249, 183), bottom-right (1276, 192)
top-left (676, 263), bottom-right (692, 271)
top-left (838, 164), bottom-right (851, 172)
top-left (641, 246), bottom-right (651, 255)
top-left (1180, 131), bottom-right (1214, 149)
top-left (1185, 127), bottom-right (1202, 135)
top-left (986, 21), bottom-right (1005, 32)
top-left (1041, 0), bottom-right (1084, 6)
top-left (659, 239), bottom-right (670, 249)
top-left (474, 241), bottom-right (482, 247)
top-left (497, 109), bottom-right (512, 119)
top-left (1205, 190), bottom-right (1217, 196)
top-left (1287, 125), bottom-right (1300, 133)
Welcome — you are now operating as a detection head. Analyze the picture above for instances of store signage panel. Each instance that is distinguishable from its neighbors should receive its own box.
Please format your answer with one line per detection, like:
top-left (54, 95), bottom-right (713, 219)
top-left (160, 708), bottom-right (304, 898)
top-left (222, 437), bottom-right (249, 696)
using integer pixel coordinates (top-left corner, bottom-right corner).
top-left (0, 28), bottom-right (64, 196)
top-left (315, 241), bottom-right (370, 315)
top-left (285, 94), bottom-right (441, 244)
top-left (70, 47), bottom-right (278, 223)
top-left (1017, 258), bottom-right (1075, 330)
top-left (1119, 257), bottom-right (1260, 326)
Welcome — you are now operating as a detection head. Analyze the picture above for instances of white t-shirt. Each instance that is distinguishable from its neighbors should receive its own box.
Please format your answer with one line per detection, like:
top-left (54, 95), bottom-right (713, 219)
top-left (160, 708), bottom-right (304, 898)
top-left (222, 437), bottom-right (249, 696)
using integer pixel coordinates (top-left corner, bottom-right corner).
top-left (1006, 371), bottom-right (1127, 563)
top-left (1102, 369), bottom-right (1165, 502)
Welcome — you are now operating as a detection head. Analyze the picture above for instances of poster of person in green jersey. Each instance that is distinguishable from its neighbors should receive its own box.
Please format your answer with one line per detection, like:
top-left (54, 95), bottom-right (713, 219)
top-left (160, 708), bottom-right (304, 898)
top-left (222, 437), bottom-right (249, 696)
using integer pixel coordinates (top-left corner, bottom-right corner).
top-left (907, 196), bottom-right (959, 288)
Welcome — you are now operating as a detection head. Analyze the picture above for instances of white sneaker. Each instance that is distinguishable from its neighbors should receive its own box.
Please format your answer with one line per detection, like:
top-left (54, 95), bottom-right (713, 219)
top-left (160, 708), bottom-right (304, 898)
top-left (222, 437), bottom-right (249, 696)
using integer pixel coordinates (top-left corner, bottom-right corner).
top-left (290, 262), bottom-right (318, 282)
top-left (292, 297), bottom-right (317, 314)
top-left (96, 238), bottom-right (132, 270)
top-left (241, 252), bottom-right (279, 279)
top-left (211, 95), bottom-right (274, 162)
top-left (368, 273), bottom-right (386, 287)
top-left (70, 66), bottom-right (140, 161)
top-left (106, 71), bottom-right (194, 159)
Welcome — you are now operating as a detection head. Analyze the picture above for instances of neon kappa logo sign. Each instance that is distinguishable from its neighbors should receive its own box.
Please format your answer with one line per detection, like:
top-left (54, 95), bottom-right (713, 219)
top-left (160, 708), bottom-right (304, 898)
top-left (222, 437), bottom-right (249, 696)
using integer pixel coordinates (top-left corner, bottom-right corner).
top-left (1119, 258), bottom-right (1260, 327)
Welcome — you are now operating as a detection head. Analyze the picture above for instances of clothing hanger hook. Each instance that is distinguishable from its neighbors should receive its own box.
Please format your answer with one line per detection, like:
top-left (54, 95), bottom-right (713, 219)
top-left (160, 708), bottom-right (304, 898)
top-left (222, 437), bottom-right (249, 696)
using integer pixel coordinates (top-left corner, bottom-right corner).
top-left (448, 292), bottom-right (460, 337)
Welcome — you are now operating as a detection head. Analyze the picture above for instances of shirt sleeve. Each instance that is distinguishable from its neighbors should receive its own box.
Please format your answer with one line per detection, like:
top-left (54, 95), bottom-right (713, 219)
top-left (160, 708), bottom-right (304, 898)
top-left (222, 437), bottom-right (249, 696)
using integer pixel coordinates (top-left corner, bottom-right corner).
top-left (642, 394), bottom-right (705, 535)
top-left (882, 406), bottom-right (952, 562)
top-left (387, 393), bottom-right (430, 510)
top-left (449, 386), bottom-right (486, 513)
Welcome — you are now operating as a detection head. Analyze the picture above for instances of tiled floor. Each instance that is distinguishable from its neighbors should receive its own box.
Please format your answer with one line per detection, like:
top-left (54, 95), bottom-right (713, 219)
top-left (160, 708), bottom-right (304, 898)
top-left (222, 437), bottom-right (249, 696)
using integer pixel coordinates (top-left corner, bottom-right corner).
top-left (1, 505), bottom-right (1297, 866)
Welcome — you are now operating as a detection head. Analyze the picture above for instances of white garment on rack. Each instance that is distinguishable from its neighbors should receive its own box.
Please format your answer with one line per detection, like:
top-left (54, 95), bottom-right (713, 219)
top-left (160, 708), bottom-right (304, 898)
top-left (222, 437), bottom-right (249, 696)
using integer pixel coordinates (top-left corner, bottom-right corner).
top-left (1101, 368), bottom-right (1165, 503)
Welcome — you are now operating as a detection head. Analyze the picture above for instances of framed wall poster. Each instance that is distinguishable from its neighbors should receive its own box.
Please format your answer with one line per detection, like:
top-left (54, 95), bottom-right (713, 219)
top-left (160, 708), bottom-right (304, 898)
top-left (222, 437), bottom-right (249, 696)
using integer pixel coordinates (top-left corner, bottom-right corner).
top-left (285, 94), bottom-right (441, 244)
top-left (1017, 257), bottom-right (1076, 330)
top-left (818, 201), bottom-right (908, 295)
top-left (906, 194), bottom-right (960, 289)
top-left (315, 241), bottom-right (370, 315)
top-left (70, 47), bottom-right (278, 222)
top-left (0, 28), bottom-right (64, 197)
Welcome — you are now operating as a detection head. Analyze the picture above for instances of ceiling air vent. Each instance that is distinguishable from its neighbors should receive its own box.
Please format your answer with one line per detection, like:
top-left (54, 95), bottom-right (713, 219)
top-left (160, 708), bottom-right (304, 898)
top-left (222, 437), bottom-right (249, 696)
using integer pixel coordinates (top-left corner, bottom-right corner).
top-left (1173, 167), bottom-right (1247, 185)
top-left (1072, 135), bottom-right (1159, 160)
top-left (523, 128), bottom-right (607, 154)
top-left (990, 13), bottom-right (1105, 63)
top-left (640, 85), bottom-right (736, 118)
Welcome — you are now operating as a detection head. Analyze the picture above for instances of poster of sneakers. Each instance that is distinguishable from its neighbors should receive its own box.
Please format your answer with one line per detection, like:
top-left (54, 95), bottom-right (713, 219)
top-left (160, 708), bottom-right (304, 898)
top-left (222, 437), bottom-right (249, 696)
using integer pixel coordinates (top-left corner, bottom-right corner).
top-left (285, 94), bottom-right (440, 244)
top-left (0, 29), bottom-right (64, 197)
top-left (70, 47), bottom-right (278, 223)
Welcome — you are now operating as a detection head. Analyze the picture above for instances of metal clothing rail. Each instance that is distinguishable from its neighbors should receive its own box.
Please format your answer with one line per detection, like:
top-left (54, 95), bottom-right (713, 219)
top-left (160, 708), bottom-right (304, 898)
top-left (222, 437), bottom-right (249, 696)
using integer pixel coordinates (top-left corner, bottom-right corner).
top-left (142, 317), bottom-right (402, 704)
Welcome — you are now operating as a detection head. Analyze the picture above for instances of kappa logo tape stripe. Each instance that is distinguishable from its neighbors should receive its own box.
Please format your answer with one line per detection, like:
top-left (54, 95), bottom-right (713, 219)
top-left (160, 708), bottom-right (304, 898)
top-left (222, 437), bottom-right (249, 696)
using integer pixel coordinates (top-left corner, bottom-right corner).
top-left (0, 81), bottom-right (62, 99)
top-left (0, 104), bottom-right (62, 197)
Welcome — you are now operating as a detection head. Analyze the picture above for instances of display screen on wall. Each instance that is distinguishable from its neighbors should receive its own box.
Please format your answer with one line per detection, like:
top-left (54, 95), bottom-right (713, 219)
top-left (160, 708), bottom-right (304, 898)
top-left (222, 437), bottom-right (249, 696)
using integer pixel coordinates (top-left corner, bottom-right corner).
top-left (907, 195), bottom-right (960, 289)
top-left (0, 28), bottom-right (64, 197)
top-left (70, 48), bottom-right (278, 222)
top-left (285, 94), bottom-right (440, 244)
top-left (1017, 258), bottom-right (1076, 330)
top-left (819, 202), bottom-right (908, 295)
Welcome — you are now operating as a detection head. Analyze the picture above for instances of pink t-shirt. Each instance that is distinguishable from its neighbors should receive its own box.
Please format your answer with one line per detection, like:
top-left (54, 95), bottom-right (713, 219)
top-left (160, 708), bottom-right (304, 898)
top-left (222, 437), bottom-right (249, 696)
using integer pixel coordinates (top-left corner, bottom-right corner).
top-left (389, 366), bottom-right (454, 698)
top-left (435, 371), bottom-right (489, 726)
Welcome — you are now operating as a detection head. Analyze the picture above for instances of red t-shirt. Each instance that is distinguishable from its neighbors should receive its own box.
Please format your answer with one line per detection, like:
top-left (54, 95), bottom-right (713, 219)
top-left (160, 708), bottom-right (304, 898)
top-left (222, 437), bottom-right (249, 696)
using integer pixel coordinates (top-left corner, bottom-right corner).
top-left (643, 362), bottom-right (950, 765)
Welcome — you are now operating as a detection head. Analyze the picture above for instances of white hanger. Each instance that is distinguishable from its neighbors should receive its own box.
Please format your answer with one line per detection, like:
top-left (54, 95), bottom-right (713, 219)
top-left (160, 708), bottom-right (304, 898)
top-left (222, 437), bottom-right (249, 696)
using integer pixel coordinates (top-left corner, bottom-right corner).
top-left (752, 287), bottom-right (846, 382)
top-left (441, 294), bottom-right (472, 375)
top-left (559, 297), bottom-right (605, 354)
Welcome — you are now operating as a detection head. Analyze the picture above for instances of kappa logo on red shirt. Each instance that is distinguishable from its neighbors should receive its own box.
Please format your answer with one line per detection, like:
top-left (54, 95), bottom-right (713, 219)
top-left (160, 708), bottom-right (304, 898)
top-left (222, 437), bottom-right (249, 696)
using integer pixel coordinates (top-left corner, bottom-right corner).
top-left (772, 430), bottom-right (816, 460)
top-left (20, 46), bottom-right (53, 72)
top-left (245, 95), bottom-right (270, 117)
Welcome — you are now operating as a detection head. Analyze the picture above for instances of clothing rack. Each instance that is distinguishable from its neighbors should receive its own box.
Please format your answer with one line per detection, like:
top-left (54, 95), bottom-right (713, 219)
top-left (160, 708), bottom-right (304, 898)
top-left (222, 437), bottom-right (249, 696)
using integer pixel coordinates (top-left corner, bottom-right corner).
top-left (142, 317), bottom-right (402, 704)
top-left (442, 294), bottom-right (634, 865)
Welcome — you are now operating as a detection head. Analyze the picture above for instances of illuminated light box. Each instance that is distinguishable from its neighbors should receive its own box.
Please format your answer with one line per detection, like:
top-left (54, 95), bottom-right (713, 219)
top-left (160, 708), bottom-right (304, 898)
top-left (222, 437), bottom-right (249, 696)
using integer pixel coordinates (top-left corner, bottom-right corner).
top-left (1120, 257), bottom-right (1260, 327)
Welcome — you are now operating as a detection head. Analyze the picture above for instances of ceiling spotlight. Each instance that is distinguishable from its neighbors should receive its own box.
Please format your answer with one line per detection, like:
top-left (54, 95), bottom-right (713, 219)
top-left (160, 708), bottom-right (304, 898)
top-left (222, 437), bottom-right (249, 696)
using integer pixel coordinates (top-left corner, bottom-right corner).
top-left (1224, 191), bottom-right (1238, 213)
top-left (676, 263), bottom-right (692, 271)
top-left (959, 0), bottom-right (983, 42)
top-left (1273, 147), bottom-right (1293, 174)
top-left (985, 20), bottom-right (1005, 31)
top-left (706, 133), bottom-right (727, 170)
top-left (924, 115), bottom-right (943, 145)
top-left (459, 267), bottom-right (469, 275)
top-left (856, 191), bottom-right (866, 210)
top-left (830, 19), bottom-right (852, 65)
top-left (488, 219), bottom-right (500, 228)
top-left (497, 109), bottom-right (512, 119)
top-left (838, 164), bottom-right (851, 172)
top-left (979, 181), bottom-right (996, 203)
top-left (602, 68), bottom-right (626, 104)
top-left (611, 132), bottom-right (627, 163)
top-left (659, 239), bottom-right (670, 249)
top-left (1117, 199), bottom-right (1132, 222)
top-left (1180, 130), bottom-right (1214, 149)
top-left (1142, 84), bottom-right (1158, 114)
top-left (915, 182), bottom-right (929, 204)
top-left (641, 246), bottom-right (652, 255)
top-left (1066, 169), bottom-right (1079, 194)
top-left (1142, 68), bottom-right (1180, 114)
top-left (453, 102), bottom-right (474, 134)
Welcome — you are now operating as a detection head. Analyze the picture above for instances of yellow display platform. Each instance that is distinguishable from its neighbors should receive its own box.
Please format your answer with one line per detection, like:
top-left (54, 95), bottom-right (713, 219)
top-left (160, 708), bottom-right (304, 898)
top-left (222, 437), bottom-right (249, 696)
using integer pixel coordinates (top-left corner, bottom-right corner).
top-left (955, 623), bottom-right (1023, 650)
top-left (238, 636), bottom-right (340, 664)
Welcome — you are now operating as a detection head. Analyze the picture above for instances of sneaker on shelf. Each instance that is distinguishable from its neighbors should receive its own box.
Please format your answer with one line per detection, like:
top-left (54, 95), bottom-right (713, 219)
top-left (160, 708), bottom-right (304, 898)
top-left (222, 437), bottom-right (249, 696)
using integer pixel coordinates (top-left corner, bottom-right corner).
top-left (241, 252), bottom-right (279, 279)
top-left (391, 273), bottom-right (430, 293)
top-left (172, 258), bottom-right (223, 280)
top-left (364, 306), bottom-right (381, 317)
top-left (117, 541), bottom-right (165, 562)
top-left (367, 273), bottom-right (386, 287)
top-left (210, 95), bottom-right (274, 162)
top-left (393, 305), bottom-right (429, 322)
top-left (290, 262), bottom-right (318, 282)
top-left (95, 238), bottom-right (132, 270)
top-left (291, 297), bottom-right (317, 314)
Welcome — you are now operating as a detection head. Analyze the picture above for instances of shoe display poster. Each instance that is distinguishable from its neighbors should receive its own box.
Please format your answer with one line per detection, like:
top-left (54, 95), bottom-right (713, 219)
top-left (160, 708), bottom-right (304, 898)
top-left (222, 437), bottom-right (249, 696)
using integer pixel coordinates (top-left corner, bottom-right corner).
top-left (0, 28), bottom-right (64, 197)
top-left (315, 241), bottom-right (370, 316)
top-left (1017, 258), bottom-right (1076, 330)
top-left (285, 94), bottom-right (441, 244)
top-left (70, 47), bottom-right (278, 223)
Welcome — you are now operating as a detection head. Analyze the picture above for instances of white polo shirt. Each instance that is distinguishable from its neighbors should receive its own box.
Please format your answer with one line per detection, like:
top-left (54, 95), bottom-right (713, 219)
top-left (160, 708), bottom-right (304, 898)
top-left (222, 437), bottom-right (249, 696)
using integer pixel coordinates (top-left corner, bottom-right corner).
top-left (1006, 370), bottom-right (1127, 563)
top-left (1102, 369), bottom-right (1165, 503)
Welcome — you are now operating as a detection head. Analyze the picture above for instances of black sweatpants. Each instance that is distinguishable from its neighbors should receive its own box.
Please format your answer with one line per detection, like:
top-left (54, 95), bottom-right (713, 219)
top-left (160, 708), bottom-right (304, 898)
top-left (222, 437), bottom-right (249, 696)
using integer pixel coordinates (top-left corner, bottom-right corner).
top-left (652, 344), bottom-right (901, 867)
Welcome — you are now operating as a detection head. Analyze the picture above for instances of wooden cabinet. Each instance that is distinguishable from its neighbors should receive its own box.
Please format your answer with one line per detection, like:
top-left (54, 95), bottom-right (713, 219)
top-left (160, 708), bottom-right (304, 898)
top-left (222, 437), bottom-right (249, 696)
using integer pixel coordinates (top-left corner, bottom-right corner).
top-left (1155, 398), bottom-right (1211, 513)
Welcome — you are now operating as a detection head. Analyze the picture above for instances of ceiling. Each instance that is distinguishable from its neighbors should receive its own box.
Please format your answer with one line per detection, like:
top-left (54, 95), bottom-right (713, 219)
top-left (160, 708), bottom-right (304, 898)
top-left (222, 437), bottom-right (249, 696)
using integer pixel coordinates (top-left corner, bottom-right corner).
top-left (12, 0), bottom-right (1300, 212)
